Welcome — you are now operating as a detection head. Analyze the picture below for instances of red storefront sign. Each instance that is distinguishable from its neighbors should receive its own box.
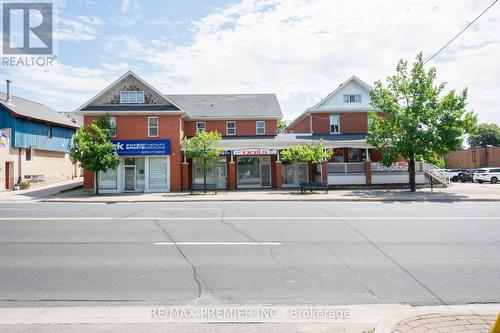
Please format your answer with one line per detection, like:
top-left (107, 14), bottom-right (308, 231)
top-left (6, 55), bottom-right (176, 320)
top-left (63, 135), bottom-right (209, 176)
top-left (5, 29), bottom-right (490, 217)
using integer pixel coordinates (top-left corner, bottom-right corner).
top-left (233, 149), bottom-right (278, 156)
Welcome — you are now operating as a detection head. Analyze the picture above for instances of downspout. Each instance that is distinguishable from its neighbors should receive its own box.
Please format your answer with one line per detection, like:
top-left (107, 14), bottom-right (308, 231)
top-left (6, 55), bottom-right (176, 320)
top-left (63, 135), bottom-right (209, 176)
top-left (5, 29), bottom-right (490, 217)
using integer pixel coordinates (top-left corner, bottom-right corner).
top-left (17, 148), bottom-right (22, 183)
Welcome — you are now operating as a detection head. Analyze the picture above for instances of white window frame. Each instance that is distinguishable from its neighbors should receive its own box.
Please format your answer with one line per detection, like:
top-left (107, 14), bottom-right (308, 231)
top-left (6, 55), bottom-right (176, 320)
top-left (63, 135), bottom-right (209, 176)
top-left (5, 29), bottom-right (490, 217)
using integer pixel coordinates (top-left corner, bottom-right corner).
top-left (109, 117), bottom-right (117, 138)
top-left (148, 116), bottom-right (159, 137)
top-left (330, 114), bottom-right (340, 134)
top-left (226, 121), bottom-right (236, 136)
top-left (343, 94), bottom-right (362, 103)
top-left (256, 121), bottom-right (265, 135)
top-left (196, 122), bottom-right (206, 133)
top-left (120, 91), bottom-right (145, 104)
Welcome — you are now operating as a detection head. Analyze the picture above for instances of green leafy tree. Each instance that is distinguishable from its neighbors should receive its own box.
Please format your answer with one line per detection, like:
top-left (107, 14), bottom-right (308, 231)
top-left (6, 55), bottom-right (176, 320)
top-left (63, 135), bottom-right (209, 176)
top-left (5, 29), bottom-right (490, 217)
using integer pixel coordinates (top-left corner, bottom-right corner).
top-left (468, 123), bottom-right (500, 147)
top-left (69, 117), bottom-right (120, 194)
top-left (278, 120), bottom-right (287, 133)
top-left (280, 140), bottom-right (332, 182)
top-left (182, 131), bottom-right (225, 191)
top-left (368, 53), bottom-right (477, 192)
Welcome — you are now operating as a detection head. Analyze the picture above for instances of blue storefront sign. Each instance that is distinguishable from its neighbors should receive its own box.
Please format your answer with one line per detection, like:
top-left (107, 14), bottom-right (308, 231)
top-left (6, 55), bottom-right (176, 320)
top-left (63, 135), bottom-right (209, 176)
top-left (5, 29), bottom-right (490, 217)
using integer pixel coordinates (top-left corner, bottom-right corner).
top-left (112, 140), bottom-right (171, 156)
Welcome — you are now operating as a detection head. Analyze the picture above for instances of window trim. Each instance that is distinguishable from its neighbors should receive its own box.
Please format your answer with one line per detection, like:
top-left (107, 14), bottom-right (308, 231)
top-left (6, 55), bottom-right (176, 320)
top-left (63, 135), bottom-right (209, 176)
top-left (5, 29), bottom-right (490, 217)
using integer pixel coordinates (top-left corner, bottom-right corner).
top-left (25, 147), bottom-right (32, 161)
top-left (226, 121), bottom-right (236, 136)
top-left (330, 114), bottom-right (341, 134)
top-left (120, 91), bottom-right (145, 104)
top-left (256, 121), bottom-right (265, 135)
top-left (196, 122), bottom-right (206, 133)
top-left (148, 116), bottom-right (159, 137)
top-left (343, 94), bottom-right (362, 103)
top-left (109, 117), bottom-right (117, 138)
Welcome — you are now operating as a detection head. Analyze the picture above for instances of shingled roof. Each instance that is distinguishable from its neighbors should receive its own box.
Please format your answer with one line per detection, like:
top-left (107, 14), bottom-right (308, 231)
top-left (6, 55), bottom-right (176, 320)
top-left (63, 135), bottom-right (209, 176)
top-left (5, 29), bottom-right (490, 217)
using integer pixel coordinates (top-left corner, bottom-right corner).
top-left (165, 94), bottom-right (282, 120)
top-left (0, 92), bottom-right (79, 128)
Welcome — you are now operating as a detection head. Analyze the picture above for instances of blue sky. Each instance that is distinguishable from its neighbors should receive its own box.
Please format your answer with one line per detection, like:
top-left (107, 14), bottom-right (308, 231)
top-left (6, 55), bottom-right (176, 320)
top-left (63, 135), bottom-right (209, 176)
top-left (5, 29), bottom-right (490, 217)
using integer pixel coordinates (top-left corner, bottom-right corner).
top-left (1, 0), bottom-right (499, 123)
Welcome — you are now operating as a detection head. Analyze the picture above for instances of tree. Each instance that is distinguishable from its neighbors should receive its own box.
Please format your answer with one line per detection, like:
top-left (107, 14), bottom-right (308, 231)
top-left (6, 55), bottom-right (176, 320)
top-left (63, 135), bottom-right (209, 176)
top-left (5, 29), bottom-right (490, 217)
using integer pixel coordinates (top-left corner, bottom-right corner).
top-left (278, 120), bottom-right (287, 133)
top-left (182, 131), bottom-right (225, 191)
top-left (368, 53), bottom-right (477, 192)
top-left (70, 117), bottom-right (120, 194)
top-left (280, 140), bottom-right (332, 182)
top-left (468, 123), bottom-right (500, 147)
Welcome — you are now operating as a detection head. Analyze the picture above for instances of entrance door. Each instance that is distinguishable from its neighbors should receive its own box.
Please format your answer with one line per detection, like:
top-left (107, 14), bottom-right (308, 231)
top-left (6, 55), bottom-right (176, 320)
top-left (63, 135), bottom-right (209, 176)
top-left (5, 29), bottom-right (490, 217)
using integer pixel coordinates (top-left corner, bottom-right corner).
top-left (124, 166), bottom-right (136, 191)
top-left (260, 164), bottom-right (271, 187)
top-left (4, 162), bottom-right (9, 189)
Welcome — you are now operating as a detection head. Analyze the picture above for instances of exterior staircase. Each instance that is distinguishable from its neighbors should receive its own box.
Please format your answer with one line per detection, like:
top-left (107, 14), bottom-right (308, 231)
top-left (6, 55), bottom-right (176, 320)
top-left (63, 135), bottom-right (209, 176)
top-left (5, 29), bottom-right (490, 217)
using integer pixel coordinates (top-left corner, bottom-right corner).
top-left (422, 162), bottom-right (451, 187)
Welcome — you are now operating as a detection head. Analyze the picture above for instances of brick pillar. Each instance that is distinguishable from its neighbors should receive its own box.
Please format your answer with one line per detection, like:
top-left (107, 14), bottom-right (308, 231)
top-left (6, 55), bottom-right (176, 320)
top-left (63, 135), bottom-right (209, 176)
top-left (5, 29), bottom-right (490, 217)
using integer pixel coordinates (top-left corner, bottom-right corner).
top-left (275, 161), bottom-right (282, 189)
top-left (364, 160), bottom-right (372, 185)
top-left (227, 161), bottom-right (236, 190)
top-left (181, 162), bottom-right (190, 191)
top-left (321, 161), bottom-right (328, 184)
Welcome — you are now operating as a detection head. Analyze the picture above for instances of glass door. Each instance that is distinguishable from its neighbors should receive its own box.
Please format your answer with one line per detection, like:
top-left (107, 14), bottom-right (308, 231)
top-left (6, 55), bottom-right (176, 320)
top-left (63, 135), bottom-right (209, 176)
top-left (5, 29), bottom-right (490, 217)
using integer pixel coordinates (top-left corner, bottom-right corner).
top-left (124, 166), bottom-right (136, 191)
top-left (260, 164), bottom-right (271, 187)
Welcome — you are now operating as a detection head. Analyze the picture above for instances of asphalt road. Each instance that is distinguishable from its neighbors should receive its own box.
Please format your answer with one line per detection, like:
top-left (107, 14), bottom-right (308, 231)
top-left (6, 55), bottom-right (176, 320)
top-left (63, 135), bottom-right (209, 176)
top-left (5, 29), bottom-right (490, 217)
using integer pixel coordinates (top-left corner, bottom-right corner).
top-left (0, 201), bottom-right (499, 307)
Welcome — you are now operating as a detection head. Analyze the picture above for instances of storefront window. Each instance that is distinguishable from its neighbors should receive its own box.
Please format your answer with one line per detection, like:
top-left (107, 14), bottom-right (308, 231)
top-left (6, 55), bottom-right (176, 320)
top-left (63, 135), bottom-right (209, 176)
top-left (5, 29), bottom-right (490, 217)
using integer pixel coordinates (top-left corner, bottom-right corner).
top-left (237, 157), bottom-right (260, 186)
top-left (149, 157), bottom-right (168, 190)
top-left (348, 148), bottom-right (366, 162)
top-left (282, 164), bottom-right (295, 184)
top-left (193, 158), bottom-right (227, 188)
top-left (282, 163), bottom-right (309, 185)
top-left (136, 158), bottom-right (145, 190)
top-left (100, 168), bottom-right (117, 190)
top-left (332, 148), bottom-right (344, 162)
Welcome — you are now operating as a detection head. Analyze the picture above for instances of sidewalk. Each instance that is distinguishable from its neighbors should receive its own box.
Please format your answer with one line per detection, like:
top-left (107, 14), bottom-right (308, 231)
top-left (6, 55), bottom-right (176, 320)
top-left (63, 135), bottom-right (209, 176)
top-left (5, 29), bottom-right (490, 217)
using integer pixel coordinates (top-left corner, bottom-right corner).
top-left (375, 304), bottom-right (500, 333)
top-left (41, 182), bottom-right (500, 203)
top-left (0, 178), bottom-right (83, 202)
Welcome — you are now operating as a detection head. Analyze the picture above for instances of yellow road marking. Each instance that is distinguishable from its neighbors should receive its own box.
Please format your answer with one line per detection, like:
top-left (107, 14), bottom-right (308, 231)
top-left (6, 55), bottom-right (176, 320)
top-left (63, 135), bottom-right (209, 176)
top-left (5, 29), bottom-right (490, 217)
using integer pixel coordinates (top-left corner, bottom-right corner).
top-left (0, 216), bottom-right (499, 221)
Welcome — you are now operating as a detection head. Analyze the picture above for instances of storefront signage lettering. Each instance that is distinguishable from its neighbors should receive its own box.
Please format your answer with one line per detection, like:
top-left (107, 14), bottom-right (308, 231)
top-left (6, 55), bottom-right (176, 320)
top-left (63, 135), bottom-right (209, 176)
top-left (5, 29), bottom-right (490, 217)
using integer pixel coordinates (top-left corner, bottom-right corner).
top-left (0, 131), bottom-right (9, 149)
top-left (112, 140), bottom-right (171, 156)
top-left (233, 149), bottom-right (277, 156)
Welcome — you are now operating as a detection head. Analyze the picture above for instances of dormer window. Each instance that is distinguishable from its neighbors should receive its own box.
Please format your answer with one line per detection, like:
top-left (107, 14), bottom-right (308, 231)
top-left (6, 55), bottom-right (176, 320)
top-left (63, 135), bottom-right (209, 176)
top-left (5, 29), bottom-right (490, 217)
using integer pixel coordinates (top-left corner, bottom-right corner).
top-left (120, 91), bottom-right (145, 104)
top-left (343, 94), bottom-right (361, 103)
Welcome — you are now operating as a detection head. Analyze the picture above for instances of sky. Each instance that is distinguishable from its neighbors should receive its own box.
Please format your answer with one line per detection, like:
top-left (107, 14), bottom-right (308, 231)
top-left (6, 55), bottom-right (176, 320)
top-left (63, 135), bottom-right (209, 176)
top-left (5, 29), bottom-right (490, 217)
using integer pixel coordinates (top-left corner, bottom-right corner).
top-left (1, 0), bottom-right (499, 124)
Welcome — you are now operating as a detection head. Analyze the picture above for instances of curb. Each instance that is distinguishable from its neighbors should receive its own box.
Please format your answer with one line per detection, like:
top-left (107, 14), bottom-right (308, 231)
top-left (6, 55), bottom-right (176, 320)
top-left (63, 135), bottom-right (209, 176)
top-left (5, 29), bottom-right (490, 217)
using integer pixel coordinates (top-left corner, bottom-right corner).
top-left (374, 304), bottom-right (500, 333)
top-left (39, 198), bottom-right (500, 204)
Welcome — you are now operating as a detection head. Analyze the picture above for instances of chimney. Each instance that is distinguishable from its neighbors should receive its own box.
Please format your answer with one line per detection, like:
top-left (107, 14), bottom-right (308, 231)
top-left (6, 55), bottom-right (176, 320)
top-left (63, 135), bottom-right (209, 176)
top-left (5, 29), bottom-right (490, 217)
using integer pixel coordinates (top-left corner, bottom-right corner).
top-left (6, 79), bottom-right (12, 103)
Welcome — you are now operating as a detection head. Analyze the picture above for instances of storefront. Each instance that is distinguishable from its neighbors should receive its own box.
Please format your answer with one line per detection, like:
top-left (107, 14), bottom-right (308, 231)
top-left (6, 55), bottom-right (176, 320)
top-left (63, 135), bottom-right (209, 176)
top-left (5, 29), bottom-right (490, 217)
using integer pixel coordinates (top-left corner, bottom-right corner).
top-left (233, 149), bottom-right (276, 189)
top-left (192, 157), bottom-right (227, 188)
top-left (98, 139), bottom-right (171, 193)
top-left (281, 162), bottom-right (309, 187)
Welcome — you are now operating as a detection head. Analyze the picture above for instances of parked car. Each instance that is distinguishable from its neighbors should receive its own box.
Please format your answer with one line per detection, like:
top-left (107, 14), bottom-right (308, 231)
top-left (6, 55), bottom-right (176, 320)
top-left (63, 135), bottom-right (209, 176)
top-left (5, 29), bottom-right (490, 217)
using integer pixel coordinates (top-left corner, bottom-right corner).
top-left (473, 168), bottom-right (500, 184)
top-left (459, 169), bottom-right (478, 183)
top-left (445, 169), bottom-right (467, 182)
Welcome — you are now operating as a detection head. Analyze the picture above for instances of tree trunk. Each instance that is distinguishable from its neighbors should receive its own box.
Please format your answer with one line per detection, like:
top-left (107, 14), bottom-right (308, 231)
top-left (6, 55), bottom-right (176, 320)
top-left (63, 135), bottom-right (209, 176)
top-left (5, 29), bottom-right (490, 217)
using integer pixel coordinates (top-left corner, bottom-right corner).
top-left (95, 171), bottom-right (99, 195)
top-left (409, 157), bottom-right (416, 192)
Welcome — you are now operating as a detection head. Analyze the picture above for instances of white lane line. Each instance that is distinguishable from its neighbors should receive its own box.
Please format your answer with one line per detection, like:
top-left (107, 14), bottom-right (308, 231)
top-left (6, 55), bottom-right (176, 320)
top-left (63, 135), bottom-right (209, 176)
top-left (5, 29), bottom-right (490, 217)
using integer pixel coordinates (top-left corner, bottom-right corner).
top-left (0, 216), bottom-right (499, 221)
top-left (154, 242), bottom-right (282, 246)
top-left (155, 208), bottom-right (222, 210)
top-left (0, 208), bottom-right (38, 211)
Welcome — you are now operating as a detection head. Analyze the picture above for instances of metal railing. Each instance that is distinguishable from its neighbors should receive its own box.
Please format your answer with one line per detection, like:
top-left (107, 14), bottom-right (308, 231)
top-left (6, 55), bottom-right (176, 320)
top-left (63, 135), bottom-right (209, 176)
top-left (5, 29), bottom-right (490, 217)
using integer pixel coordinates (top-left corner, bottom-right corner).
top-left (327, 162), bottom-right (365, 173)
top-left (422, 161), bottom-right (451, 186)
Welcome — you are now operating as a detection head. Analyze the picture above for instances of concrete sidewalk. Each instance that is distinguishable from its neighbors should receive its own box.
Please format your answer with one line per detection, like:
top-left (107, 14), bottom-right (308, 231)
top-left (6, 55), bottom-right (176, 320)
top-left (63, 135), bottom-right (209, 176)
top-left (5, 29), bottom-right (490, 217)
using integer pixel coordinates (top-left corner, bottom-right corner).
top-left (0, 178), bottom-right (83, 202)
top-left (40, 182), bottom-right (500, 203)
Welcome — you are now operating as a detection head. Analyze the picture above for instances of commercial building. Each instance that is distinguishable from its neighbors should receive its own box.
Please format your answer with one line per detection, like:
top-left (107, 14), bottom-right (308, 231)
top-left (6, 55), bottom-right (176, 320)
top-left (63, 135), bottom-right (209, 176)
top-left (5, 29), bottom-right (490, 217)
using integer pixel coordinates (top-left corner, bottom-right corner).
top-left (78, 72), bottom-right (429, 193)
top-left (0, 82), bottom-right (80, 190)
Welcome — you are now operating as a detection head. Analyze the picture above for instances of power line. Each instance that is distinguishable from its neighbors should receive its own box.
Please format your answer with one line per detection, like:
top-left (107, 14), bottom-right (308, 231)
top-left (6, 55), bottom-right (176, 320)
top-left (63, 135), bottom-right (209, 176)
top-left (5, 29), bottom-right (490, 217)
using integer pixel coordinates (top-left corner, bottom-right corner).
top-left (424, 0), bottom-right (498, 64)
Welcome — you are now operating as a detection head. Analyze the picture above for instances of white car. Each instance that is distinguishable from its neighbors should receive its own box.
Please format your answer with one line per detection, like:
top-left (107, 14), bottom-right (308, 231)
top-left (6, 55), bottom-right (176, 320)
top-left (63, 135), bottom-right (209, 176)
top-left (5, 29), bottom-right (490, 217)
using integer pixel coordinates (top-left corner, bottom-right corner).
top-left (473, 168), bottom-right (500, 184)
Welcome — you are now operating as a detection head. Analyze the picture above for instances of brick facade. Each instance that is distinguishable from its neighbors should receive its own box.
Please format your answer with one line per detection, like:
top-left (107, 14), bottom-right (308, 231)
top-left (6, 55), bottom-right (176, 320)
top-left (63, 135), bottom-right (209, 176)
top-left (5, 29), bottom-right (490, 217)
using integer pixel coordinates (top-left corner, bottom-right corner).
top-left (184, 119), bottom-right (278, 137)
top-left (445, 146), bottom-right (500, 169)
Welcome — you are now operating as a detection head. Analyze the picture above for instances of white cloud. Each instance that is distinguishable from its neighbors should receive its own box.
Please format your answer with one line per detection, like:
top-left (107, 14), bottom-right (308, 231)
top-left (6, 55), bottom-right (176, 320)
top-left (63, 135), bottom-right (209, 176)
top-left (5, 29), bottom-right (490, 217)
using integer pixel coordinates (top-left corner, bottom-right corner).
top-left (5, 0), bottom-right (500, 124)
top-left (56, 15), bottom-right (104, 41)
top-left (113, 0), bottom-right (142, 27)
top-left (106, 0), bottom-right (500, 123)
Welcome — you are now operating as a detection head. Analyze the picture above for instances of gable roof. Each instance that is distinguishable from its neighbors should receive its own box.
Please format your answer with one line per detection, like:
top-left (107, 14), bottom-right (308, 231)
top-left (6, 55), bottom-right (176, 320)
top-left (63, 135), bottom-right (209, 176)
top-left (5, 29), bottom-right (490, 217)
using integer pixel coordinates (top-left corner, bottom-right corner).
top-left (165, 94), bottom-right (282, 120)
top-left (76, 71), bottom-right (183, 112)
top-left (307, 75), bottom-right (373, 111)
top-left (0, 92), bottom-right (79, 128)
top-left (287, 75), bottom-right (377, 131)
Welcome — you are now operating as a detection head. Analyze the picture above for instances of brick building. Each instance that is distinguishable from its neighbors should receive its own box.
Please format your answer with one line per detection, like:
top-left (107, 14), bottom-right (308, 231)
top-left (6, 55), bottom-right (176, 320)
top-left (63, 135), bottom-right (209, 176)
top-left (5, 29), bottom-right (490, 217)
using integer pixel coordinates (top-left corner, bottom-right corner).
top-left (78, 72), bottom-right (427, 193)
top-left (445, 146), bottom-right (500, 169)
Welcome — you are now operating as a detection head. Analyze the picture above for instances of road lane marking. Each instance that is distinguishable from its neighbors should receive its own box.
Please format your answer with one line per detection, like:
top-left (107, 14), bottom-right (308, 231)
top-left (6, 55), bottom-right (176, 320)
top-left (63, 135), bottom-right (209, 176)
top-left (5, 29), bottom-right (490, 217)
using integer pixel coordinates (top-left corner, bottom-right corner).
top-left (154, 242), bottom-right (282, 245)
top-left (0, 216), bottom-right (499, 221)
